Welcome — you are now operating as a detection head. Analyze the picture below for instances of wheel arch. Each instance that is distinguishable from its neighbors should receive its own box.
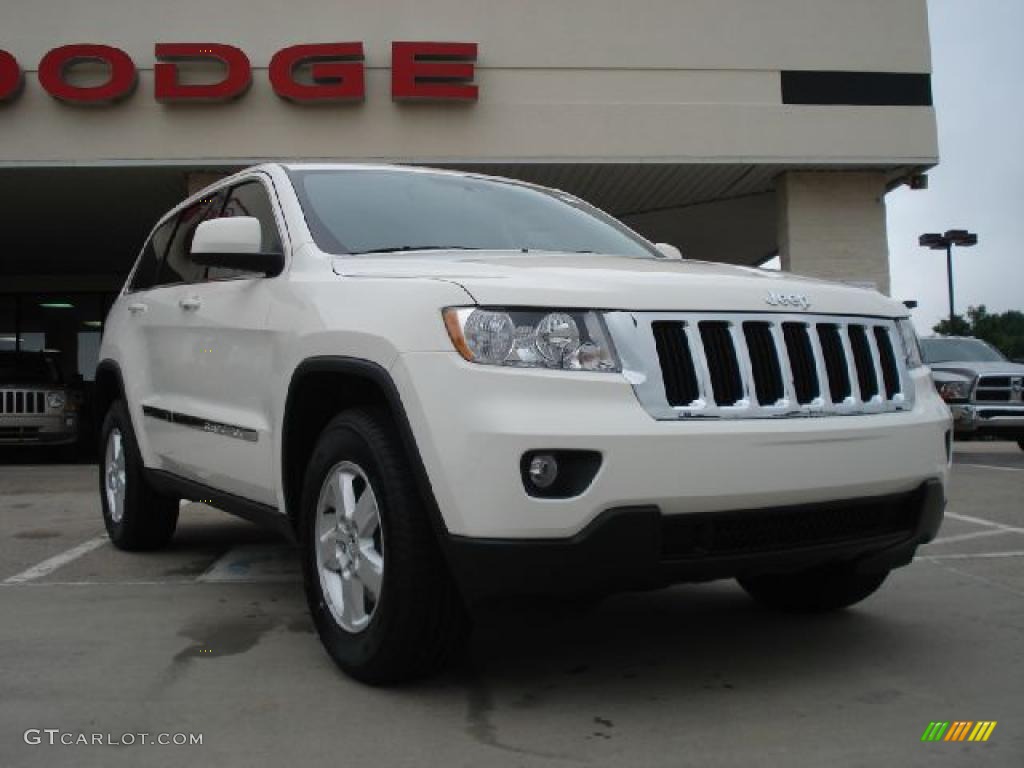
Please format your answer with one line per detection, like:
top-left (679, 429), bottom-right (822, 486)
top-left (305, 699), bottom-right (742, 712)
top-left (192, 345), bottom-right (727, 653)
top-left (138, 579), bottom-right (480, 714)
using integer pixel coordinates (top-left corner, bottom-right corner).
top-left (94, 360), bottom-right (127, 431)
top-left (281, 357), bottom-right (447, 538)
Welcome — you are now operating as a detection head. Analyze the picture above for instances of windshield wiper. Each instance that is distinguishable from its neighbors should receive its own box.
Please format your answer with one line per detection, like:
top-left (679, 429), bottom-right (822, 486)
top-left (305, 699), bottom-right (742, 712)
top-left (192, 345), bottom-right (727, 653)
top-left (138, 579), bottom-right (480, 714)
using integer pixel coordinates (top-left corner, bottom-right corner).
top-left (349, 245), bottom-right (484, 255)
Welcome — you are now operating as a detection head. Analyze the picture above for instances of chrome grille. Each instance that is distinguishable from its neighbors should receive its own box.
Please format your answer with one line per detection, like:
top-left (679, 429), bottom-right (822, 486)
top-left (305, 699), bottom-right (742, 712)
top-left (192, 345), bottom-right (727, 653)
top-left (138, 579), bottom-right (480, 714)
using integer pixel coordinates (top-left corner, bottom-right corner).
top-left (975, 375), bottom-right (1023, 403)
top-left (0, 390), bottom-right (46, 415)
top-left (608, 312), bottom-right (912, 420)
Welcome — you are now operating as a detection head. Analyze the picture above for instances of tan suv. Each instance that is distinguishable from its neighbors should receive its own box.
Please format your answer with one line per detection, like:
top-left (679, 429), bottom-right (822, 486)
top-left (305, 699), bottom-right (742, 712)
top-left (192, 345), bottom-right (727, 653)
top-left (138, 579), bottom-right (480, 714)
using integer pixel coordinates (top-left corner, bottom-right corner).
top-left (0, 351), bottom-right (79, 448)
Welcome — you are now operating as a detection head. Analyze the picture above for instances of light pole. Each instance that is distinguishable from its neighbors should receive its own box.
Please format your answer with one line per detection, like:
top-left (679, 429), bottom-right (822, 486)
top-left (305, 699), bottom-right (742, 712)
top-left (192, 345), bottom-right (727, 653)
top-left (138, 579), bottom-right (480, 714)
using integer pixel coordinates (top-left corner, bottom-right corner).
top-left (919, 229), bottom-right (978, 329)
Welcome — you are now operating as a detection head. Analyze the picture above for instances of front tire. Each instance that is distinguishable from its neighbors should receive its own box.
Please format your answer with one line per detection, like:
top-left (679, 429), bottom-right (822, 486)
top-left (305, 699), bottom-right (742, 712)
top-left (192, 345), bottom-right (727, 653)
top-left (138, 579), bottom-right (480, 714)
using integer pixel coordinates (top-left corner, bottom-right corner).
top-left (300, 408), bottom-right (468, 684)
top-left (738, 562), bottom-right (889, 613)
top-left (99, 400), bottom-right (179, 550)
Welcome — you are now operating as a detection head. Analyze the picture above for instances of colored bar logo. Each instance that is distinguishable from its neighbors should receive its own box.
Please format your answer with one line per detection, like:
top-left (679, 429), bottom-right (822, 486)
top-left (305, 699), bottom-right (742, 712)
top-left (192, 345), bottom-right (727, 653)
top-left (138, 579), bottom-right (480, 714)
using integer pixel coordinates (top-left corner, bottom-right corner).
top-left (921, 721), bottom-right (997, 742)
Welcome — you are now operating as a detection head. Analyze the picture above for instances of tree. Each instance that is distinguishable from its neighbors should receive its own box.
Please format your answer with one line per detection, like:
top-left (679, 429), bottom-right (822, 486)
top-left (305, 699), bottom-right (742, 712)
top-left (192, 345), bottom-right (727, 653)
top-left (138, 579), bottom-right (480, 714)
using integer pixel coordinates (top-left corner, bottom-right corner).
top-left (933, 305), bottom-right (1024, 360)
top-left (932, 314), bottom-right (971, 337)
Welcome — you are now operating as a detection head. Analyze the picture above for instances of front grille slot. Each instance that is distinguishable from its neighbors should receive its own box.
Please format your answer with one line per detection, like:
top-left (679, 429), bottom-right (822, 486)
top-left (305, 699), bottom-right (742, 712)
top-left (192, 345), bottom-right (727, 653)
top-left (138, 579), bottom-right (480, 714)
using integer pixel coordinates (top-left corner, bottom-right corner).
top-left (848, 325), bottom-right (879, 400)
top-left (977, 390), bottom-right (1010, 402)
top-left (652, 321), bottom-right (700, 406)
top-left (0, 426), bottom-right (41, 438)
top-left (782, 323), bottom-right (819, 404)
top-left (980, 376), bottom-right (1010, 388)
top-left (661, 493), bottom-right (920, 560)
top-left (699, 321), bottom-right (744, 406)
top-left (743, 322), bottom-right (784, 405)
top-left (817, 324), bottom-right (852, 403)
top-left (873, 326), bottom-right (901, 399)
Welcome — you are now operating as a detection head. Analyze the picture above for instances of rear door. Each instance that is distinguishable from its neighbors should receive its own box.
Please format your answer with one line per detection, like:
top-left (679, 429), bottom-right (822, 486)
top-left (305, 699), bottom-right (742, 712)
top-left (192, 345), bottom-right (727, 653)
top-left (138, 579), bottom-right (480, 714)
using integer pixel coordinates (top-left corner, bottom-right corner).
top-left (113, 214), bottom-right (178, 464)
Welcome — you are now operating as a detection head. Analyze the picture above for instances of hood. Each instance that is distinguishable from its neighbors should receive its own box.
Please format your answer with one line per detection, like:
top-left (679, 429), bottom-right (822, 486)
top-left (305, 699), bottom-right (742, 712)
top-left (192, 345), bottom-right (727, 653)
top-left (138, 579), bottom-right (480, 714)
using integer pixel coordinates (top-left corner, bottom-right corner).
top-left (332, 251), bottom-right (903, 316)
top-left (928, 361), bottom-right (1024, 378)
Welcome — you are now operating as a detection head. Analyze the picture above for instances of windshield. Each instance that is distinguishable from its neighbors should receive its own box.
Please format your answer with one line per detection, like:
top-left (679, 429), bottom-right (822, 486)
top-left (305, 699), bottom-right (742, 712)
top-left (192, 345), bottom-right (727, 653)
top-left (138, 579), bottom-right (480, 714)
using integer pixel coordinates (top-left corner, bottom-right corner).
top-left (0, 352), bottom-right (63, 386)
top-left (289, 169), bottom-right (659, 258)
top-left (920, 338), bottom-right (1006, 364)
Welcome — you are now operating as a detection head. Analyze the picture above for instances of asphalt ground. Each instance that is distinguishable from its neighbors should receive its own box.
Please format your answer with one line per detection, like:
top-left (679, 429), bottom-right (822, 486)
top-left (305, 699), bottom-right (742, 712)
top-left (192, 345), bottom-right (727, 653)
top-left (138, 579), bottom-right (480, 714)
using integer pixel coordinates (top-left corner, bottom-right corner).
top-left (1, 442), bottom-right (1022, 767)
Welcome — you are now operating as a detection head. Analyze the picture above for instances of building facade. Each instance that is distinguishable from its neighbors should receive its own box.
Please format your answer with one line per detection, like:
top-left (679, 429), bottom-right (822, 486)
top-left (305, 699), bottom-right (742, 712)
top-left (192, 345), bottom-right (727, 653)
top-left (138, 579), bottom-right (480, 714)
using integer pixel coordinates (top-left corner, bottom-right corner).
top-left (0, 0), bottom-right (936, 386)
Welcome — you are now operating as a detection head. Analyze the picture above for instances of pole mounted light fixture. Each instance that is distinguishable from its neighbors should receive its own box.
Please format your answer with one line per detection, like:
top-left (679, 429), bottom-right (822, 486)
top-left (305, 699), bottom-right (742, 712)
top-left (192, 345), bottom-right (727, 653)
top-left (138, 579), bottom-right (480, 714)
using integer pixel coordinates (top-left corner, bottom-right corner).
top-left (918, 229), bottom-right (978, 328)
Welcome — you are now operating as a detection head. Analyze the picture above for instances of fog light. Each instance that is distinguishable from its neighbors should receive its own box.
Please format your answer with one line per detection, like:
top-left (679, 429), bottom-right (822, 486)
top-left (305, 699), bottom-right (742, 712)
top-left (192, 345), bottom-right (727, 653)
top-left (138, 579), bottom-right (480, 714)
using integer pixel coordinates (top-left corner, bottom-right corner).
top-left (528, 454), bottom-right (559, 489)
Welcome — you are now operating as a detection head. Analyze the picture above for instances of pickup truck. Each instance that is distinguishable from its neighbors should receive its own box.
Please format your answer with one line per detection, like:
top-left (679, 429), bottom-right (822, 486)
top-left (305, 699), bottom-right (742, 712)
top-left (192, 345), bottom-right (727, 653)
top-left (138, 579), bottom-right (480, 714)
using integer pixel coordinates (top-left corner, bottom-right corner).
top-left (922, 335), bottom-right (1024, 449)
top-left (95, 164), bottom-right (952, 683)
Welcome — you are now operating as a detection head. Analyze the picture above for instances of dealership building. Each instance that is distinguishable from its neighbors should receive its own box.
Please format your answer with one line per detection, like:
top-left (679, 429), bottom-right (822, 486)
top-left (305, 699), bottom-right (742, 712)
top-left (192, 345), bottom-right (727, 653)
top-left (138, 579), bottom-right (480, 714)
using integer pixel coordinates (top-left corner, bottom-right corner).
top-left (0, 0), bottom-right (937, 388)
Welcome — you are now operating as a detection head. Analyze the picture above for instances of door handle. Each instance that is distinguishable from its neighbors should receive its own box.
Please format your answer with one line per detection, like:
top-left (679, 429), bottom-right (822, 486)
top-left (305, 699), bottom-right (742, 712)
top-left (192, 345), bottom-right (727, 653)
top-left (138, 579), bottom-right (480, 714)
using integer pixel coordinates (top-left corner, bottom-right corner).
top-left (179, 297), bottom-right (202, 312)
top-left (127, 303), bottom-right (148, 315)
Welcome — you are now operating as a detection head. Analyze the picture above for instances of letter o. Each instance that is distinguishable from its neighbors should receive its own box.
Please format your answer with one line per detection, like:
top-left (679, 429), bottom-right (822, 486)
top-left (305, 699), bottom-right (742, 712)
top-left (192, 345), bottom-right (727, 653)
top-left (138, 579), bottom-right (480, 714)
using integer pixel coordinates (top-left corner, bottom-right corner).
top-left (38, 44), bottom-right (137, 104)
top-left (0, 50), bottom-right (24, 102)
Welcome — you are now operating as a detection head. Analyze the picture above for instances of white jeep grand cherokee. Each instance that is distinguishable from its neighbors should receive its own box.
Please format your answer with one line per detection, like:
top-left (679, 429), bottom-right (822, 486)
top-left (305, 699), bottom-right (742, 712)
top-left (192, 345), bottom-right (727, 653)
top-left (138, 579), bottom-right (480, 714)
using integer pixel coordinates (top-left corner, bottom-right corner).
top-left (97, 164), bottom-right (951, 683)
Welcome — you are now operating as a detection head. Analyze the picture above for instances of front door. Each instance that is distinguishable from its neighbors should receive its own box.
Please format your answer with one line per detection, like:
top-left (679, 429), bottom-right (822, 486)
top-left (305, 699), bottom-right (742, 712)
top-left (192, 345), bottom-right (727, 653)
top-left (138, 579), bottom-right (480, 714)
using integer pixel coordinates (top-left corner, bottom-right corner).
top-left (139, 178), bottom-right (284, 505)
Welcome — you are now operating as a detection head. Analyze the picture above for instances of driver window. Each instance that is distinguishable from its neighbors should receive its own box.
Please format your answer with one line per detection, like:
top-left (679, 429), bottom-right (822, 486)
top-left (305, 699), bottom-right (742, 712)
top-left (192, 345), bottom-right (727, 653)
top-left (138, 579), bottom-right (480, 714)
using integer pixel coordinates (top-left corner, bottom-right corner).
top-left (207, 181), bottom-right (284, 281)
top-left (154, 193), bottom-right (224, 286)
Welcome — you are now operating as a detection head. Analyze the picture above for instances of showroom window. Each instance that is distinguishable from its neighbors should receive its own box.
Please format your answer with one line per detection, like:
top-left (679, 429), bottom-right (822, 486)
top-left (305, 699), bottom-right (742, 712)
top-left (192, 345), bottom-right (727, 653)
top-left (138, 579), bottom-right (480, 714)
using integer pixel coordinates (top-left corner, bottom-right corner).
top-left (0, 293), bottom-right (110, 382)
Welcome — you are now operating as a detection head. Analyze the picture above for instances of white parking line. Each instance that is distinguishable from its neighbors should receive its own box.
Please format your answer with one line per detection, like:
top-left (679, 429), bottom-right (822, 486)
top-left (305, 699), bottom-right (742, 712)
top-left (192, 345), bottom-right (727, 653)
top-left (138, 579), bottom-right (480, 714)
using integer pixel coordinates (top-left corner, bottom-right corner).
top-left (3, 536), bottom-right (109, 584)
top-left (929, 528), bottom-right (1017, 546)
top-left (946, 512), bottom-right (1024, 534)
top-left (949, 513), bottom-right (1024, 532)
top-left (918, 551), bottom-right (1024, 561)
top-left (957, 463), bottom-right (1024, 472)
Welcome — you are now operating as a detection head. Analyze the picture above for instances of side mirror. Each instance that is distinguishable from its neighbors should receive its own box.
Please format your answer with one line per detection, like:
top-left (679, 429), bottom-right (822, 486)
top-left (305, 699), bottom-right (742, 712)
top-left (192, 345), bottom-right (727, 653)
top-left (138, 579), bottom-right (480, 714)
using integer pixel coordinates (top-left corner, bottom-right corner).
top-left (190, 217), bottom-right (284, 277)
top-left (654, 242), bottom-right (683, 260)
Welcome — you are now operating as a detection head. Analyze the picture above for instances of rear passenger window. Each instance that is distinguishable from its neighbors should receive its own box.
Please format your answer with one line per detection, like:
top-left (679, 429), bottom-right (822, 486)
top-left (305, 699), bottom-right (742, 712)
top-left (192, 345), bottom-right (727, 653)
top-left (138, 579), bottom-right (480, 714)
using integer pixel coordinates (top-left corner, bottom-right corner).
top-left (207, 181), bottom-right (284, 280)
top-left (155, 193), bottom-right (224, 286)
top-left (128, 218), bottom-right (175, 292)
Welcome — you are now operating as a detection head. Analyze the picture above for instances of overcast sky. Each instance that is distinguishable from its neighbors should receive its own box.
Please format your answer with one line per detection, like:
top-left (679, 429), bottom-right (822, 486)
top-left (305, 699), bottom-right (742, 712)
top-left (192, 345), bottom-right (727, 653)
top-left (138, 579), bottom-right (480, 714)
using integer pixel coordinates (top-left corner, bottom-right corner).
top-left (887, 0), bottom-right (1024, 333)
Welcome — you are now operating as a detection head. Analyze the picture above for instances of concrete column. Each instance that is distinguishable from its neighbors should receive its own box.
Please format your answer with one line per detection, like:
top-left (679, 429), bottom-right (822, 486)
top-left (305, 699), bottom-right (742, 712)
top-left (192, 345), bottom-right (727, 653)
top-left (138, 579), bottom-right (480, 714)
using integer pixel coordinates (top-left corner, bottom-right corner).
top-left (776, 171), bottom-right (891, 295)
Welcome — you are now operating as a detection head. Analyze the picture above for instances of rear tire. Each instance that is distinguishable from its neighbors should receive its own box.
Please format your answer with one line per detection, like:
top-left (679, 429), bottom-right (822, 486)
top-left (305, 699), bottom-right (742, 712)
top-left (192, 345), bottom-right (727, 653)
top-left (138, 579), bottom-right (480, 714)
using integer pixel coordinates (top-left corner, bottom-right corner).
top-left (300, 407), bottom-right (468, 684)
top-left (738, 562), bottom-right (889, 613)
top-left (99, 400), bottom-right (178, 550)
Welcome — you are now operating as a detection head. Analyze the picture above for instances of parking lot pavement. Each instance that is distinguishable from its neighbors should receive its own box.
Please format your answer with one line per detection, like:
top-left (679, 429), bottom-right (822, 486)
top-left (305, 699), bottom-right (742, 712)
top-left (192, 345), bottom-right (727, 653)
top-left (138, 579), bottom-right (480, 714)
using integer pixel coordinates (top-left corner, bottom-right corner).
top-left (1, 445), bottom-right (1022, 767)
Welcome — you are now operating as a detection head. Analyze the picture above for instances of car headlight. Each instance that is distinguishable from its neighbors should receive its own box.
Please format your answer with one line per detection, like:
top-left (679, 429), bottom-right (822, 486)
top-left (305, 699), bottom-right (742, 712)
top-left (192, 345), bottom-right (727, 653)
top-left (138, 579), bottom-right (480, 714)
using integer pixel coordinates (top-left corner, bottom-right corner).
top-left (936, 380), bottom-right (972, 403)
top-left (896, 318), bottom-right (924, 369)
top-left (47, 392), bottom-right (66, 409)
top-left (443, 307), bottom-right (620, 371)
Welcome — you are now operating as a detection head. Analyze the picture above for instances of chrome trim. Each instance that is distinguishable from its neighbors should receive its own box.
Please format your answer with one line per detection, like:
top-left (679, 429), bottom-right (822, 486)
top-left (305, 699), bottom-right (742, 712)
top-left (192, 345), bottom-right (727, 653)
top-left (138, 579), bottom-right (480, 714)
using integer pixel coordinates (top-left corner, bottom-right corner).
top-left (977, 414), bottom-right (1024, 424)
top-left (605, 311), bottom-right (914, 421)
top-left (142, 405), bottom-right (258, 442)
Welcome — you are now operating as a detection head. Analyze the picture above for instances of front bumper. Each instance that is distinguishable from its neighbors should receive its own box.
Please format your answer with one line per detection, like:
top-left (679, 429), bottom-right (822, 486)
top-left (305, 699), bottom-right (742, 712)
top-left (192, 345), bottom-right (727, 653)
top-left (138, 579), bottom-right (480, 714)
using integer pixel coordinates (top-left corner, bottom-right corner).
top-left (394, 352), bottom-right (951, 540)
top-left (950, 403), bottom-right (1024, 437)
top-left (0, 415), bottom-right (78, 446)
top-left (445, 480), bottom-right (945, 603)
